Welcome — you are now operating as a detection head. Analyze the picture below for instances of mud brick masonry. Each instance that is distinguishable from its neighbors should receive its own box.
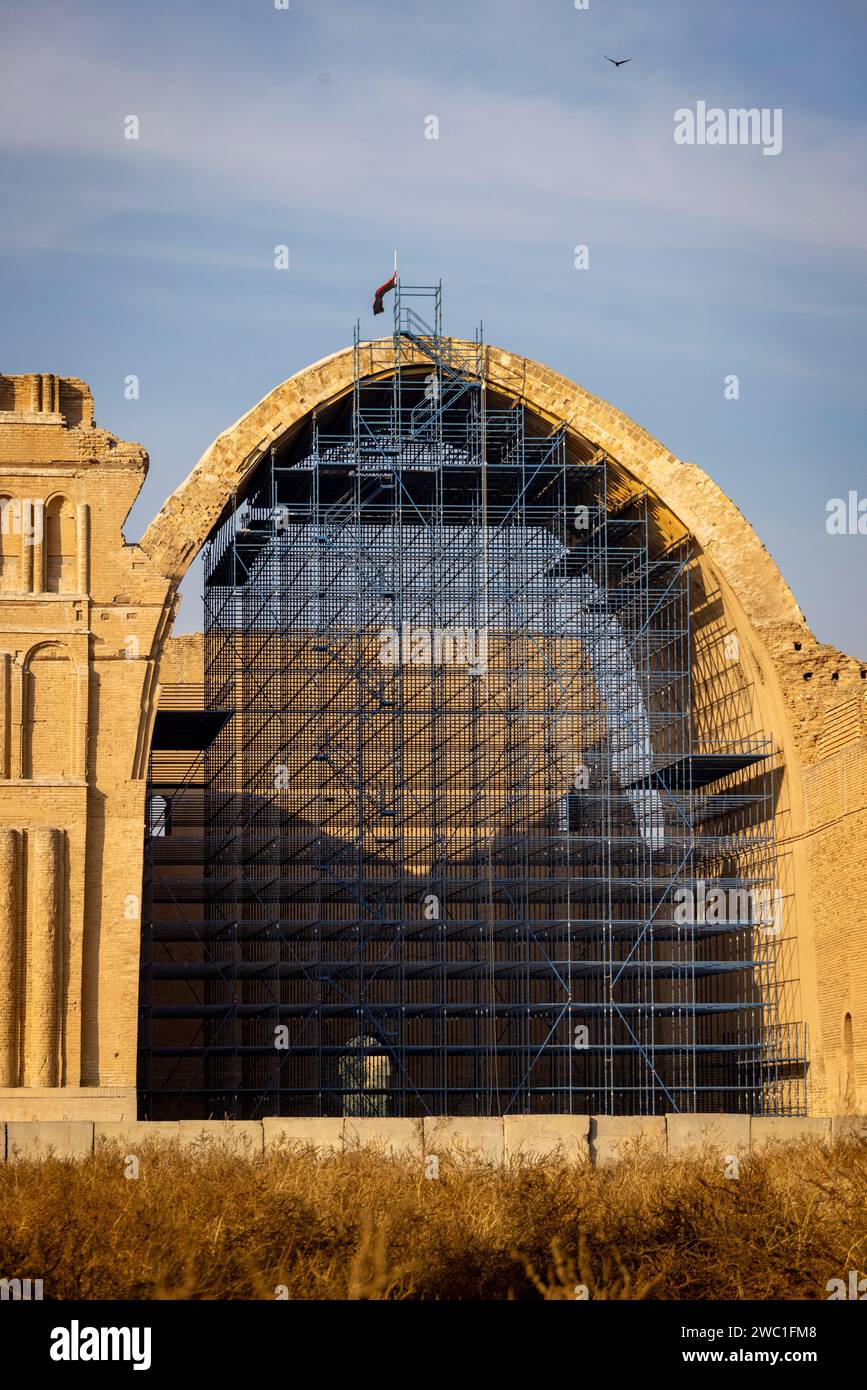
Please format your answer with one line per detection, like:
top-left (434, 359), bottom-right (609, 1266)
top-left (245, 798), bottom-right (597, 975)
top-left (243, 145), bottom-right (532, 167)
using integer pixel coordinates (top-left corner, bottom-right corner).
top-left (0, 354), bottom-right (864, 1122)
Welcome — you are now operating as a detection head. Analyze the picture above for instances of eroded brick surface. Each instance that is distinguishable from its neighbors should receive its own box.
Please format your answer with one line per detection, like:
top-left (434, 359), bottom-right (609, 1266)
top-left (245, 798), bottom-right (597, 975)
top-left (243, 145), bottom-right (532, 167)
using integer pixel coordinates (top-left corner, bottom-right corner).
top-left (0, 360), bottom-right (863, 1119)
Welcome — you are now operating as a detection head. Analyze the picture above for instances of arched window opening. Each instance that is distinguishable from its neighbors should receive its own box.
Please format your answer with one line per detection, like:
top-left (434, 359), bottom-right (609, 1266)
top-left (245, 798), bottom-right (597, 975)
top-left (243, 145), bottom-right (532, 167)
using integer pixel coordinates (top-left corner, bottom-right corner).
top-left (24, 645), bottom-right (74, 778)
top-left (44, 495), bottom-right (76, 593)
top-left (338, 1035), bottom-right (391, 1117)
top-left (0, 496), bottom-right (22, 594)
top-left (147, 794), bottom-right (172, 838)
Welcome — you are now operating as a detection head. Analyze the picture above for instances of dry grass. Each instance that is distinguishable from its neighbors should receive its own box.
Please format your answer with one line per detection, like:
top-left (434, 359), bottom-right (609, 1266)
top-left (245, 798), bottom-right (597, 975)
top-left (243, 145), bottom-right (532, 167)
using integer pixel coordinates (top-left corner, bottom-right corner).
top-left (0, 1136), bottom-right (863, 1300)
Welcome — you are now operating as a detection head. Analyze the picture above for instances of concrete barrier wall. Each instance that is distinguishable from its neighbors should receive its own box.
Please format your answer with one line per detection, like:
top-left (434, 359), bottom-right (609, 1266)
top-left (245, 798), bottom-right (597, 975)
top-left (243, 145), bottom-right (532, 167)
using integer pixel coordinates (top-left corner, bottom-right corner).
top-left (0, 1114), bottom-right (864, 1163)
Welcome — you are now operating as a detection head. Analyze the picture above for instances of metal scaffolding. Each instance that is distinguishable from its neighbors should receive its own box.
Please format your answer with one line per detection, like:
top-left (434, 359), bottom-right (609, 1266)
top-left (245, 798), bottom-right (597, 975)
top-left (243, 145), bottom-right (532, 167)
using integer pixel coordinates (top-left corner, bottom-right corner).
top-left (138, 282), bottom-right (807, 1119)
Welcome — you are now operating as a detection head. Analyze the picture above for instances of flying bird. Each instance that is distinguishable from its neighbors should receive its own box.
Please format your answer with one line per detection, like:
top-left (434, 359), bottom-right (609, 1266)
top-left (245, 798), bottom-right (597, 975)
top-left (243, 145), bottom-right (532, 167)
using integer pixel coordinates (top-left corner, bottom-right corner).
top-left (605, 56), bottom-right (632, 66)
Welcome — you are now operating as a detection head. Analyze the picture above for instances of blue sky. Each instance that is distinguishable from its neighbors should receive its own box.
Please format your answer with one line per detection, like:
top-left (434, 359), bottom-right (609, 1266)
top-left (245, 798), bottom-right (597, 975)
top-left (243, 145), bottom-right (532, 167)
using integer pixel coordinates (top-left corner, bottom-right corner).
top-left (1, 0), bottom-right (865, 651)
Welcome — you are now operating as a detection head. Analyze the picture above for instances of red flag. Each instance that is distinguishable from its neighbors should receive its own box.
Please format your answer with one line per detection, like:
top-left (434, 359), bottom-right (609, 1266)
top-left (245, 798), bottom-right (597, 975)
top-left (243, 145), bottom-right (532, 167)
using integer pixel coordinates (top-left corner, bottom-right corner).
top-left (372, 273), bottom-right (396, 315)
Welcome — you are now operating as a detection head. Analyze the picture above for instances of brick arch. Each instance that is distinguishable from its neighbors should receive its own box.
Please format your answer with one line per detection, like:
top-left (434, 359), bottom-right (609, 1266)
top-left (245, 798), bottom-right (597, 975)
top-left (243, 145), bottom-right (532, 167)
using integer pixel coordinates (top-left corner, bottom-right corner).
top-left (128, 341), bottom-right (867, 1116)
top-left (135, 338), bottom-right (840, 1104)
top-left (23, 639), bottom-right (76, 779)
top-left (138, 341), bottom-right (807, 636)
top-left (43, 492), bottom-right (77, 594)
top-left (0, 493), bottom-right (22, 594)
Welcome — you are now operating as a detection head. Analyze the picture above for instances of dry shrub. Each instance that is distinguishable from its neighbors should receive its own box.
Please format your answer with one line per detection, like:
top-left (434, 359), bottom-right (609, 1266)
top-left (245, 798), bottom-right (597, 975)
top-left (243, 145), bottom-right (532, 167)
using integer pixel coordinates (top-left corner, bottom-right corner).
top-left (0, 1135), bottom-right (863, 1300)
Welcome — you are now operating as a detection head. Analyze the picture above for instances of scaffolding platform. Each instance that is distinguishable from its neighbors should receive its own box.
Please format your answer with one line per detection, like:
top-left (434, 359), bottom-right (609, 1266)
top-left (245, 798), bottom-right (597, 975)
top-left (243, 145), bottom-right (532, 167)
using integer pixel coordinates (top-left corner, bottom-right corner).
top-left (138, 282), bottom-right (807, 1120)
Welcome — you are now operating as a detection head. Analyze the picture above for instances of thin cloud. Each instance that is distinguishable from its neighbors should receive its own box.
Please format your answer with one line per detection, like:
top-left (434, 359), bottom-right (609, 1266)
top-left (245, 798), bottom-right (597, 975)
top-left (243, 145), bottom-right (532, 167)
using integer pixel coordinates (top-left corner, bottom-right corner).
top-left (1, 18), bottom-right (865, 260)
